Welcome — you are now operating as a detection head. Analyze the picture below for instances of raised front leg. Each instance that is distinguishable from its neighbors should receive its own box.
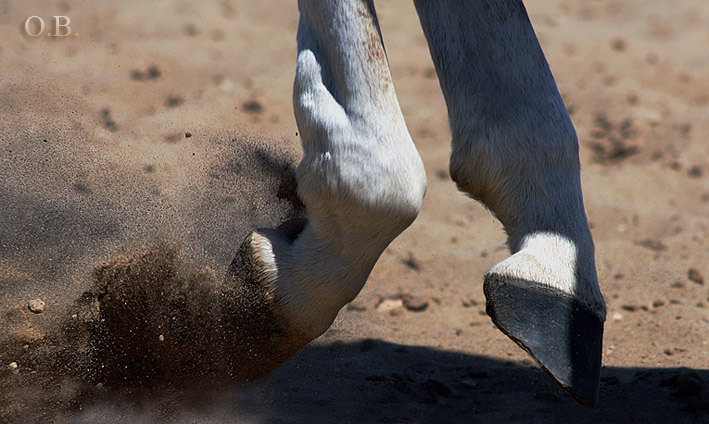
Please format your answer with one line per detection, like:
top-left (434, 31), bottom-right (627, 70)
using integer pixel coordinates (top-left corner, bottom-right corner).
top-left (227, 0), bottom-right (426, 378)
top-left (413, 0), bottom-right (605, 405)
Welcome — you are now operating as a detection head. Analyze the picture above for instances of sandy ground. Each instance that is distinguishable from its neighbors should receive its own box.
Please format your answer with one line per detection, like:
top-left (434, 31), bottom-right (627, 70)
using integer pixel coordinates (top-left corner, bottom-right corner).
top-left (1, 0), bottom-right (708, 423)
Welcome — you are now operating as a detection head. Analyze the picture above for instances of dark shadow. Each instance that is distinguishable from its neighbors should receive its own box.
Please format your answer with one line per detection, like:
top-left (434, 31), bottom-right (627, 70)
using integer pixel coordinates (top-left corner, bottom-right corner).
top-left (225, 340), bottom-right (708, 424)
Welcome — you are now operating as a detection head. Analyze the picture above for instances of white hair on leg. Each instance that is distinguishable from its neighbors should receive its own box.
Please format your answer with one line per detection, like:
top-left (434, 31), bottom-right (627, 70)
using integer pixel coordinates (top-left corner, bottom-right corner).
top-left (246, 0), bottom-right (426, 340)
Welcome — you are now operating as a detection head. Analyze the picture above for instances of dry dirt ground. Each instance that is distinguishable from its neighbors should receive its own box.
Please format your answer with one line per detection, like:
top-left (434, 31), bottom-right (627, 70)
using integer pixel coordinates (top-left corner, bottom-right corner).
top-left (1, 0), bottom-right (708, 423)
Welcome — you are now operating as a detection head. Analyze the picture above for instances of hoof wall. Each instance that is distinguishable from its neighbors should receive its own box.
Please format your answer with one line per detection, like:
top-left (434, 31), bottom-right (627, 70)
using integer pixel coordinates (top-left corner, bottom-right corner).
top-left (484, 273), bottom-right (604, 406)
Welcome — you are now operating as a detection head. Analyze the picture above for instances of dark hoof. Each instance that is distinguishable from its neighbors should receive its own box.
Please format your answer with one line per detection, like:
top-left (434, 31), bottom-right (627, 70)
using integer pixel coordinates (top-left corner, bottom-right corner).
top-left (484, 273), bottom-right (604, 406)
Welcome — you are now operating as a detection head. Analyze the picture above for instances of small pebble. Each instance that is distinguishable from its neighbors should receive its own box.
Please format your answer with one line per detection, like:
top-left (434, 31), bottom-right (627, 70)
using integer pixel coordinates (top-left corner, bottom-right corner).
top-left (218, 78), bottom-right (236, 92)
top-left (28, 298), bottom-right (45, 314)
top-left (376, 298), bottom-right (403, 312)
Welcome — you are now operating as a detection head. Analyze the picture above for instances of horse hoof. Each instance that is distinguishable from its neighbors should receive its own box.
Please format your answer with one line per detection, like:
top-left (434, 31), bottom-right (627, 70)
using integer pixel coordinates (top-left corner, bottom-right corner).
top-left (220, 218), bottom-right (311, 380)
top-left (484, 273), bottom-right (604, 406)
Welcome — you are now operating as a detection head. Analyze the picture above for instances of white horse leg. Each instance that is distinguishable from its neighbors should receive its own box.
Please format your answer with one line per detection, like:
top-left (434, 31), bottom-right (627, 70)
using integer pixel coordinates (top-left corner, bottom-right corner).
top-left (229, 0), bottom-right (426, 376)
top-left (413, 0), bottom-right (605, 405)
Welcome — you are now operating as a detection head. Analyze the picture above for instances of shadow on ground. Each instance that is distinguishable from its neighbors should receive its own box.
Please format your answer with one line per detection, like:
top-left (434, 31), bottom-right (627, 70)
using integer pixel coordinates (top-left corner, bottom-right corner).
top-left (73, 339), bottom-right (709, 424)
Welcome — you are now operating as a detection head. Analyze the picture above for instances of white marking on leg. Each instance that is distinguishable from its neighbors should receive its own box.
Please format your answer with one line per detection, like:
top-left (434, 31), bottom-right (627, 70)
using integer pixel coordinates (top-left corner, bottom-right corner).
top-left (489, 232), bottom-right (577, 294)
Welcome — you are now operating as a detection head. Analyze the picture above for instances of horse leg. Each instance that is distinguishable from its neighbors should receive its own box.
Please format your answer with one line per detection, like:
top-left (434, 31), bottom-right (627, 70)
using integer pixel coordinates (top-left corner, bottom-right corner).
top-left (413, 0), bottom-right (605, 405)
top-left (228, 0), bottom-right (426, 377)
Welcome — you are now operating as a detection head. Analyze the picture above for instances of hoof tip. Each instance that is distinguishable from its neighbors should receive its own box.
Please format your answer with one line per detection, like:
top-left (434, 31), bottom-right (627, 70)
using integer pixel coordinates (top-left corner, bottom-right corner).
top-left (484, 273), bottom-right (604, 406)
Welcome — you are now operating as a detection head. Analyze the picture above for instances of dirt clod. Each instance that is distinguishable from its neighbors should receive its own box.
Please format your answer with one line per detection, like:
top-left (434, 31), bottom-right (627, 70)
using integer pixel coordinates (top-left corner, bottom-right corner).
top-left (634, 239), bottom-right (667, 251)
top-left (688, 268), bottom-right (704, 285)
top-left (130, 65), bottom-right (161, 81)
top-left (587, 113), bottom-right (639, 163)
top-left (242, 100), bottom-right (263, 114)
top-left (687, 166), bottom-right (703, 178)
top-left (401, 251), bottom-right (421, 271)
top-left (401, 294), bottom-right (429, 312)
top-left (165, 95), bottom-right (185, 108)
top-left (100, 108), bottom-right (119, 132)
top-left (611, 38), bottom-right (627, 51)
